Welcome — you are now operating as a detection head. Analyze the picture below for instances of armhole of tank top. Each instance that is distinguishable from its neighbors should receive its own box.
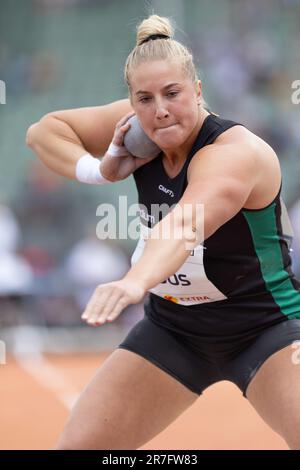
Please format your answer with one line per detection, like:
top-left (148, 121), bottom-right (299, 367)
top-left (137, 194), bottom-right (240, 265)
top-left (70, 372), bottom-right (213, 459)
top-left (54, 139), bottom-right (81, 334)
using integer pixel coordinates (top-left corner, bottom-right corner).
top-left (242, 180), bottom-right (282, 212)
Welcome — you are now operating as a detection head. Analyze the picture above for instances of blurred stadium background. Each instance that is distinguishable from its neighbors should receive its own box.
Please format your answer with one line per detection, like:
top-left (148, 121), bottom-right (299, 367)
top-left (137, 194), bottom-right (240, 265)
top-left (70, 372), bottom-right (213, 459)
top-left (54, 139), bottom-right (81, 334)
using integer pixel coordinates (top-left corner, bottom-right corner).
top-left (0, 0), bottom-right (299, 449)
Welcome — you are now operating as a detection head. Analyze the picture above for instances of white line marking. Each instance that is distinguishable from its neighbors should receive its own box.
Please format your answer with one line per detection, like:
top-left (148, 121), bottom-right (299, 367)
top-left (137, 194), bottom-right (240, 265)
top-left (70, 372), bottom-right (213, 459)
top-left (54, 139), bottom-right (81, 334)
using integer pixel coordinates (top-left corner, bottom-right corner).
top-left (16, 353), bottom-right (80, 410)
top-left (13, 327), bottom-right (80, 410)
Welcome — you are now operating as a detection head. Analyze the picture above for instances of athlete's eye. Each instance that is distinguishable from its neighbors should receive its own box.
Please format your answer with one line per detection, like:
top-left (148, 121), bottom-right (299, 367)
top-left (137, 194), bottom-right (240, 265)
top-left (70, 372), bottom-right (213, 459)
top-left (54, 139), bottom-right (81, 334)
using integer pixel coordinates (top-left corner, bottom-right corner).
top-left (139, 96), bottom-right (151, 103)
top-left (167, 91), bottom-right (179, 97)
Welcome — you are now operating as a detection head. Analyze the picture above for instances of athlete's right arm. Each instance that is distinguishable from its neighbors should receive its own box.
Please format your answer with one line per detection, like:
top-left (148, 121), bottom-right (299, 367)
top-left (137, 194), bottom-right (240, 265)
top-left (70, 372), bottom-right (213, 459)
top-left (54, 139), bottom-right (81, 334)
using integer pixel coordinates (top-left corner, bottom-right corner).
top-left (25, 99), bottom-right (133, 180)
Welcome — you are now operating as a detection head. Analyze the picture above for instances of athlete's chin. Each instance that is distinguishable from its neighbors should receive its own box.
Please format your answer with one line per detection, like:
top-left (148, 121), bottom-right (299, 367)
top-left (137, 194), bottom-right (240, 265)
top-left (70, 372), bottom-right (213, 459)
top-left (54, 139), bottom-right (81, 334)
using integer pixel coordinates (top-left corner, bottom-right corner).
top-left (158, 139), bottom-right (185, 150)
top-left (154, 129), bottom-right (185, 147)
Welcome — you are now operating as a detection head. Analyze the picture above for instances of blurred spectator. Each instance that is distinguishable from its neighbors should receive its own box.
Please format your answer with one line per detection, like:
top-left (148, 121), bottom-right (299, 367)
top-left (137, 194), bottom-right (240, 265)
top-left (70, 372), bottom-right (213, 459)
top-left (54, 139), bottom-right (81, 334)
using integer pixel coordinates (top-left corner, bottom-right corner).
top-left (0, 251), bottom-right (33, 296)
top-left (0, 203), bottom-right (33, 296)
top-left (21, 245), bottom-right (54, 278)
top-left (63, 233), bottom-right (144, 328)
top-left (64, 234), bottom-right (130, 310)
top-left (0, 203), bottom-right (21, 252)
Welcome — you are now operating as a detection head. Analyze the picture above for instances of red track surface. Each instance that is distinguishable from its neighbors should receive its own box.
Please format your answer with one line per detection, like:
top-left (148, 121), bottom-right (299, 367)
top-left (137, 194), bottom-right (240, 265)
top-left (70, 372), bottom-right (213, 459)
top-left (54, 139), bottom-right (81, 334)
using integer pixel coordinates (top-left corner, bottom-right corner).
top-left (0, 353), bottom-right (288, 450)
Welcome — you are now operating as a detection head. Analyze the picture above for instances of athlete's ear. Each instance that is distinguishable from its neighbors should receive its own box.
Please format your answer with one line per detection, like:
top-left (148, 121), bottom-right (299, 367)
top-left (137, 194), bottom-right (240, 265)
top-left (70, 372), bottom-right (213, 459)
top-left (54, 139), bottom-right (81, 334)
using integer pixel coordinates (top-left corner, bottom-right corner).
top-left (195, 80), bottom-right (202, 105)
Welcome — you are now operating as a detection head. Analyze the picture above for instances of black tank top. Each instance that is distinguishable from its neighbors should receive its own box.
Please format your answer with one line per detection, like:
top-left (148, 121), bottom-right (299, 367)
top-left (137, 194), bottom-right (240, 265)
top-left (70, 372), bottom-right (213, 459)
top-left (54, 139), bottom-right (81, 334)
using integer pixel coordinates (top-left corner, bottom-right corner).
top-left (132, 113), bottom-right (300, 335)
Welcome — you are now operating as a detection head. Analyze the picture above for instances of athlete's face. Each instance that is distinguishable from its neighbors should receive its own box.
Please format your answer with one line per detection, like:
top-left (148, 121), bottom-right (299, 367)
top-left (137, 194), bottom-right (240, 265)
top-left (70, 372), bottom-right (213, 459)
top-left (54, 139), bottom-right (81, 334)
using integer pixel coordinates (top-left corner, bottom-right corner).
top-left (129, 60), bottom-right (202, 151)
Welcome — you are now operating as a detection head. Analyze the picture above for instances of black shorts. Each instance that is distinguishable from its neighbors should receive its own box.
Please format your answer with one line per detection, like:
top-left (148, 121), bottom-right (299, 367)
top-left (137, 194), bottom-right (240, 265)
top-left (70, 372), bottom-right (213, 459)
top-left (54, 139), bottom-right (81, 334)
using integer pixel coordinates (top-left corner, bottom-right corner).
top-left (118, 313), bottom-right (300, 397)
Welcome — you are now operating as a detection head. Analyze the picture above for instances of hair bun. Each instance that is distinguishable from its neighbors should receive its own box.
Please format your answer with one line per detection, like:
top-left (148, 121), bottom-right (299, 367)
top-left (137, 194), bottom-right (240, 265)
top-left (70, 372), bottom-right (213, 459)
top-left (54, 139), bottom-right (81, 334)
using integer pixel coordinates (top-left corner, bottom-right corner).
top-left (136, 15), bottom-right (174, 47)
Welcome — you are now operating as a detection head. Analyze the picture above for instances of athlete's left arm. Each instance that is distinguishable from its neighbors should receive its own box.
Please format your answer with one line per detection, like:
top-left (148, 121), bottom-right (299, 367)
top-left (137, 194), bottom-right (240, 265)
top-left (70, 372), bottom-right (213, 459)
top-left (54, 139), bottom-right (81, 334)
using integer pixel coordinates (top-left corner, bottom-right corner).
top-left (82, 139), bottom-right (258, 325)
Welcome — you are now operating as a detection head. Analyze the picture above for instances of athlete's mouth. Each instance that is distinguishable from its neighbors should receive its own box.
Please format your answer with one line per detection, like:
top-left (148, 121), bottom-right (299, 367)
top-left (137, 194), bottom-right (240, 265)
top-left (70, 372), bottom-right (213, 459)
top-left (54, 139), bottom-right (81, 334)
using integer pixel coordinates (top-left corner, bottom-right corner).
top-left (156, 124), bottom-right (177, 130)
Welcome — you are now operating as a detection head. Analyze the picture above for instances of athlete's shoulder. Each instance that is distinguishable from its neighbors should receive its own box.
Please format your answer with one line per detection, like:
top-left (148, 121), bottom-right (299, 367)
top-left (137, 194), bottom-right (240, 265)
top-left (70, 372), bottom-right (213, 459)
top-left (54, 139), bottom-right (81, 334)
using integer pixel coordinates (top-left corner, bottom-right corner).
top-left (188, 124), bottom-right (258, 179)
top-left (213, 118), bottom-right (276, 158)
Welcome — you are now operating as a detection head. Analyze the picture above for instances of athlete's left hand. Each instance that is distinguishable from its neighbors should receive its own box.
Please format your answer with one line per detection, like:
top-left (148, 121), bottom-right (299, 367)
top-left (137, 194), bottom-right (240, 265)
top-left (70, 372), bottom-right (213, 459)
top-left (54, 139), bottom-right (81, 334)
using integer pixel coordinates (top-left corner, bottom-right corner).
top-left (81, 279), bottom-right (146, 326)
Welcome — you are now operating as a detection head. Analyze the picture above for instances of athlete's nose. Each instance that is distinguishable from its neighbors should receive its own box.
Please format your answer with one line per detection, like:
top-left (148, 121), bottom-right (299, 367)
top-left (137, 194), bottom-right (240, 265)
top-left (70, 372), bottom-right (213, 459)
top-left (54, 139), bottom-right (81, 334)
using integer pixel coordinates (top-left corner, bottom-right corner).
top-left (156, 108), bottom-right (169, 120)
top-left (155, 99), bottom-right (170, 120)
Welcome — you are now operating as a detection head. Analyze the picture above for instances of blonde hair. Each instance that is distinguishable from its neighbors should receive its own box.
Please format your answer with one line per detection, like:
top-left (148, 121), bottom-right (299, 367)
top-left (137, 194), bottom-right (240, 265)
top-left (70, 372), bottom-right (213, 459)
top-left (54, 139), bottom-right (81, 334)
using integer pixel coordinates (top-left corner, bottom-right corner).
top-left (124, 14), bottom-right (204, 103)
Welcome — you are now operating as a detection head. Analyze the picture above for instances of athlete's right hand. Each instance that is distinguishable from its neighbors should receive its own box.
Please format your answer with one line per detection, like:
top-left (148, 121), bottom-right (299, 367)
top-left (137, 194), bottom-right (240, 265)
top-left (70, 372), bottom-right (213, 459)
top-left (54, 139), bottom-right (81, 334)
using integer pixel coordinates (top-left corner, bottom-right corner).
top-left (100, 112), bottom-right (158, 182)
top-left (81, 278), bottom-right (146, 326)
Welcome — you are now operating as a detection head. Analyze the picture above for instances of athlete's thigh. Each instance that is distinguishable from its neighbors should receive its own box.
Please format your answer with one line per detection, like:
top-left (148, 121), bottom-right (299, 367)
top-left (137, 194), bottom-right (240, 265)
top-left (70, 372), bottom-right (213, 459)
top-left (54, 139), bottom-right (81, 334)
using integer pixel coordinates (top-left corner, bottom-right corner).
top-left (246, 343), bottom-right (300, 447)
top-left (56, 348), bottom-right (198, 450)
